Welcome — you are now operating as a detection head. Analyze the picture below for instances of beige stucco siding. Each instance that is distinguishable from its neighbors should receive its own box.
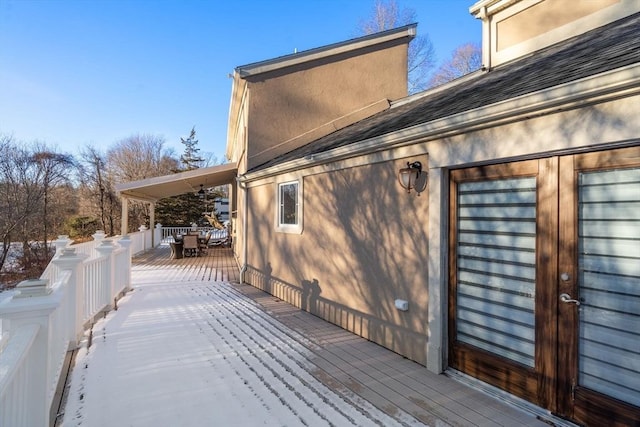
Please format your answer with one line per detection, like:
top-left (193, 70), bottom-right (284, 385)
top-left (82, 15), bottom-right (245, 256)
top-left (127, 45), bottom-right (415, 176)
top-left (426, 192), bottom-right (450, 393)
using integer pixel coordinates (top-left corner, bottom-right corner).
top-left (478, 0), bottom-right (635, 68)
top-left (426, 95), bottom-right (640, 168)
top-left (496, 0), bottom-right (620, 51)
top-left (245, 43), bottom-right (408, 169)
top-left (245, 158), bottom-right (430, 364)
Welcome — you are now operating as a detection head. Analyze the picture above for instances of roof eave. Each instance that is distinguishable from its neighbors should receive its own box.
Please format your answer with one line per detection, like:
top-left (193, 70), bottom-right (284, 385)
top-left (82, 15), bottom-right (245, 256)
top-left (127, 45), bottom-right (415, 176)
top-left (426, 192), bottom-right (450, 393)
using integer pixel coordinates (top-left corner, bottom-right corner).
top-left (235, 23), bottom-right (417, 78)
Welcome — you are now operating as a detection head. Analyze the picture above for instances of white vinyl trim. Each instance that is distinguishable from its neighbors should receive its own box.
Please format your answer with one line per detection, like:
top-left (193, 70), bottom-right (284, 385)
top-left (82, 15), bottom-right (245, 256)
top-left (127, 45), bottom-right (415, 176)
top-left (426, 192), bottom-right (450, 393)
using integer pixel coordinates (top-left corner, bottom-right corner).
top-left (275, 179), bottom-right (303, 234)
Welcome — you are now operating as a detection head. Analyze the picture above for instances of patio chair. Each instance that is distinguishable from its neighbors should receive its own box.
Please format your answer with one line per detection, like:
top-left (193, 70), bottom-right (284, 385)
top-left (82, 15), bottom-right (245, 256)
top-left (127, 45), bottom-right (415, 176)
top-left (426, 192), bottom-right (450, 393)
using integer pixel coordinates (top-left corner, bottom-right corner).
top-left (182, 234), bottom-right (199, 257)
top-left (199, 231), bottom-right (211, 254)
top-left (210, 234), bottom-right (231, 248)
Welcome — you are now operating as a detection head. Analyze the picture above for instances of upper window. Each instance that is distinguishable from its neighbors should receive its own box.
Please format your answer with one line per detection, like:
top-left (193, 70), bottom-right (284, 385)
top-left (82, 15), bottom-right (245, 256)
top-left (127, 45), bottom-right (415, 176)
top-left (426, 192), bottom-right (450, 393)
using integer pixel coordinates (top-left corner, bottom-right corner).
top-left (276, 180), bottom-right (302, 233)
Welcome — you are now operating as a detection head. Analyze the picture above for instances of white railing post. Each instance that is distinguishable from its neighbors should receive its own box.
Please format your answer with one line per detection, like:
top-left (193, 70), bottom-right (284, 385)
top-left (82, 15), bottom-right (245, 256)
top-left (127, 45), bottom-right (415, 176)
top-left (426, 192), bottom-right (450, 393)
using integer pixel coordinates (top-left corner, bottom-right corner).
top-left (154, 223), bottom-right (162, 247)
top-left (95, 240), bottom-right (115, 310)
top-left (90, 230), bottom-right (106, 258)
top-left (118, 235), bottom-right (133, 292)
top-left (52, 248), bottom-right (88, 347)
top-left (53, 235), bottom-right (71, 254)
top-left (92, 230), bottom-right (106, 242)
top-left (0, 279), bottom-right (57, 426)
top-left (138, 225), bottom-right (148, 251)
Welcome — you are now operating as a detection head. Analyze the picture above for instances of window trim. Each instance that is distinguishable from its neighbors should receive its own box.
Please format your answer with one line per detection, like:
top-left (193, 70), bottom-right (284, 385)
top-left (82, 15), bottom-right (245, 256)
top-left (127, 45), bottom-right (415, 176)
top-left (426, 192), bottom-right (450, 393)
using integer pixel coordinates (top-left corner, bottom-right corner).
top-left (275, 179), bottom-right (303, 234)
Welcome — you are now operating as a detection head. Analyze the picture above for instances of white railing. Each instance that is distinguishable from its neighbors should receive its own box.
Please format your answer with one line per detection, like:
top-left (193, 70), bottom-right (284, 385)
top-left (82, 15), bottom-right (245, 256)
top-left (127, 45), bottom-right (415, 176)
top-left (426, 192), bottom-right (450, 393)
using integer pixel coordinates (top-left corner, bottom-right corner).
top-left (161, 226), bottom-right (228, 243)
top-left (0, 323), bottom-right (39, 425)
top-left (128, 225), bottom-right (161, 254)
top-left (113, 241), bottom-right (131, 297)
top-left (0, 273), bottom-right (78, 427)
top-left (0, 227), bottom-right (151, 427)
top-left (82, 255), bottom-right (108, 322)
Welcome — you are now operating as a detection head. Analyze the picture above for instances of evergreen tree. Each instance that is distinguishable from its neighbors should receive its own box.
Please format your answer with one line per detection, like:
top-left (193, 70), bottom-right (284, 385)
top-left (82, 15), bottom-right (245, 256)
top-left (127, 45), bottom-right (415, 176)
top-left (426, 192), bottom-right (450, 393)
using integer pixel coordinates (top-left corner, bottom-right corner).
top-left (156, 127), bottom-right (206, 226)
top-left (179, 126), bottom-right (204, 171)
top-left (155, 195), bottom-right (204, 227)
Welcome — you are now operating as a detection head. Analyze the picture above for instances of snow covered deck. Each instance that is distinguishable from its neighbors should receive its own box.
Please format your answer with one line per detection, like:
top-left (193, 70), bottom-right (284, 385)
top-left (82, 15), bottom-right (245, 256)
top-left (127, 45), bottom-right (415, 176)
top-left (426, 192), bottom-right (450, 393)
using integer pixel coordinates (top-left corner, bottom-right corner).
top-left (58, 245), bottom-right (549, 427)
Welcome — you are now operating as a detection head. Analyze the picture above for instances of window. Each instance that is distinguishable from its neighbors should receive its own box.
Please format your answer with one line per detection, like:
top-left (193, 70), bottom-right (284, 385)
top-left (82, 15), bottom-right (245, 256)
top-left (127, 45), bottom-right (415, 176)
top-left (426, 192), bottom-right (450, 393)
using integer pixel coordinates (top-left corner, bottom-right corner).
top-left (276, 180), bottom-right (302, 233)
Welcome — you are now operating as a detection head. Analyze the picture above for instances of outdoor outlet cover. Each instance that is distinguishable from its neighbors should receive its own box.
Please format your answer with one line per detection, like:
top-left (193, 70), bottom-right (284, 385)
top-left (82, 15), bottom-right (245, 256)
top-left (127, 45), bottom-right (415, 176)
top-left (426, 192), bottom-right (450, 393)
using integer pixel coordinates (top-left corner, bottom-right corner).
top-left (395, 299), bottom-right (409, 311)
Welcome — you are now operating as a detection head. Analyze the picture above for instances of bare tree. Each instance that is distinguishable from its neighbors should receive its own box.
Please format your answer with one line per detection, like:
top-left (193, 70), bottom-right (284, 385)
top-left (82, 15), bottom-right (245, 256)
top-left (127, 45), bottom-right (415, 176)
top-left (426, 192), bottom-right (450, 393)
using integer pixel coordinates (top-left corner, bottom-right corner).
top-left (358, 0), bottom-right (435, 94)
top-left (0, 137), bottom-right (54, 274)
top-left (429, 43), bottom-right (482, 88)
top-left (107, 134), bottom-right (179, 232)
top-left (77, 145), bottom-right (120, 235)
top-left (107, 134), bottom-right (177, 183)
top-left (30, 143), bottom-right (75, 250)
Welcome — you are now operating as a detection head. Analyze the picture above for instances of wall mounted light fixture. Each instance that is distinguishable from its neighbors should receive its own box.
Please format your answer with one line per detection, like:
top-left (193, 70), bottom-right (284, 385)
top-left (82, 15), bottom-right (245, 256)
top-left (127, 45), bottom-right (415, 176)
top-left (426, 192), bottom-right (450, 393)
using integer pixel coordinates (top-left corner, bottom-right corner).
top-left (398, 161), bottom-right (424, 194)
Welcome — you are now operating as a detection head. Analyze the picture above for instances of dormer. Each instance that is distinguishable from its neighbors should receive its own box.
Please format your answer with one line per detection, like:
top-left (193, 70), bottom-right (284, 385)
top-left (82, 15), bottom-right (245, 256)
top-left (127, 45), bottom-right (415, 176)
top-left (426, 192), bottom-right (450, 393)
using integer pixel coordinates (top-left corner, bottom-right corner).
top-left (470, 0), bottom-right (639, 69)
top-left (226, 24), bottom-right (416, 171)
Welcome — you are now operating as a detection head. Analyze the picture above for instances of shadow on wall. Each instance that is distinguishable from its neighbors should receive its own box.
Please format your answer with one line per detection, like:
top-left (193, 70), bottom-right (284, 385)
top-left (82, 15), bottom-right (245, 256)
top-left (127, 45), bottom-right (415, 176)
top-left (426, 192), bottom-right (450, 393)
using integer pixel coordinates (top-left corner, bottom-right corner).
top-left (245, 263), bottom-right (428, 364)
top-left (304, 159), bottom-right (429, 326)
top-left (301, 278), bottom-right (321, 312)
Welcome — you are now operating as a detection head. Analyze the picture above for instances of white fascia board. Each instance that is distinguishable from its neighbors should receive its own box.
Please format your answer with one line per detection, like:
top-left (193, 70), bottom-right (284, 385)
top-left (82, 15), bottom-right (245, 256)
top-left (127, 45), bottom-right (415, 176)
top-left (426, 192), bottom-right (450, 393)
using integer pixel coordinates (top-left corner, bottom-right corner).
top-left (235, 24), bottom-right (417, 78)
top-left (242, 63), bottom-right (640, 182)
top-left (226, 74), bottom-right (247, 159)
top-left (470, 0), bottom-right (521, 17)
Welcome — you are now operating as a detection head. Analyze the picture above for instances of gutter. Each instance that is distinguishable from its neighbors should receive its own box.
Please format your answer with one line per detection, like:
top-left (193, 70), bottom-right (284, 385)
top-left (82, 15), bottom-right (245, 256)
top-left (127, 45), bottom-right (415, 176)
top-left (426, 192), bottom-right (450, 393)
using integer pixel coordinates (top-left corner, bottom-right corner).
top-left (236, 175), bottom-right (249, 284)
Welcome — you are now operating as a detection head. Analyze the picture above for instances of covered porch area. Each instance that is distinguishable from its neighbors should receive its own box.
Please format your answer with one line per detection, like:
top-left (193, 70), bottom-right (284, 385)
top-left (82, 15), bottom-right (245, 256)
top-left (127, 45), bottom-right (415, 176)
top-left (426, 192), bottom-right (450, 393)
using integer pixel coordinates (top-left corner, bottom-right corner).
top-left (115, 162), bottom-right (238, 245)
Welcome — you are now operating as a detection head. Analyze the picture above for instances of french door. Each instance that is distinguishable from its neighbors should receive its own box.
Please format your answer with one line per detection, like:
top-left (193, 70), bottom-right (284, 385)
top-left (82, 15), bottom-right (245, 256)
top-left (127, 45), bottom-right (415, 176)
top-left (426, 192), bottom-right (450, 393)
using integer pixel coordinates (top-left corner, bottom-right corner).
top-left (448, 146), bottom-right (640, 426)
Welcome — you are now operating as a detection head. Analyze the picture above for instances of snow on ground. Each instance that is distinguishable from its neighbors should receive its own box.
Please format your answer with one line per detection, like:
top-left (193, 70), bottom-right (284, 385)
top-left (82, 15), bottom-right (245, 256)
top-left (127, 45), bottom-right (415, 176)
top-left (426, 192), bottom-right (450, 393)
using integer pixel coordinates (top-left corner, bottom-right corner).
top-left (61, 267), bottom-right (426, 427)
top-left (1, 242), bottom-right (24, 272)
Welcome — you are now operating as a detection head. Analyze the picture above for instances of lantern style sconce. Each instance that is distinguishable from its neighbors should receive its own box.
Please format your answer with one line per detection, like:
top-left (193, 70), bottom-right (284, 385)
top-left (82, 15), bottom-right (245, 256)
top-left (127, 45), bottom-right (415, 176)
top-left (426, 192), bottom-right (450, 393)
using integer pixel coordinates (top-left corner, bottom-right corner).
top-left (398, 161), bottom-right (425, 194)
top-left (197, 184), bottom-right (205, 198)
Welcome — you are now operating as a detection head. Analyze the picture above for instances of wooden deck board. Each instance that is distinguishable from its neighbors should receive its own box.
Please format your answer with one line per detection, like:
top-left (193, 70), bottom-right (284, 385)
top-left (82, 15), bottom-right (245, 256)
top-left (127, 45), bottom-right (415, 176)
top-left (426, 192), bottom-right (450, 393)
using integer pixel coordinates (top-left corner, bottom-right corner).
top-left (128, 245), bottom-right (553, 427)
top-left (133, 243), bottom-right (240, 284)
top-left (230, 283), bottom-right (552, 427)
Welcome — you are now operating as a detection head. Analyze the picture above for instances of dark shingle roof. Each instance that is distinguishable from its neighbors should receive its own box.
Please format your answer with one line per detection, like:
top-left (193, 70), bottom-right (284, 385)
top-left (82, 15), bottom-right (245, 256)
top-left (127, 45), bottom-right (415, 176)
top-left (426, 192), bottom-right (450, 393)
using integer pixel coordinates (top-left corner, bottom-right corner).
top-left (251, 12), bottom-right (640, 172)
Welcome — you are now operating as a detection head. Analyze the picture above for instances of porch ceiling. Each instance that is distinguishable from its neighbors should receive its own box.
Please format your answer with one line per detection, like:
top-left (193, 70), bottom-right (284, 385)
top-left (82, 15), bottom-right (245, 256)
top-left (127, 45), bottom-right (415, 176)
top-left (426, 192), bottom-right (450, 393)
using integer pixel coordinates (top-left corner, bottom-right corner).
top-left (115, 162), bottom-right (237, 203)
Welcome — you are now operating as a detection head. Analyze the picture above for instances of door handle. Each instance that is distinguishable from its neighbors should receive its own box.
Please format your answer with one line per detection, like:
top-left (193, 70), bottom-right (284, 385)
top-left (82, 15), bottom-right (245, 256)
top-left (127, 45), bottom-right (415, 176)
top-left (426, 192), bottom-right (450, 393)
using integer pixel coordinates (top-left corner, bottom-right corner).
top-left (560, 293), bottom-right (580, 306)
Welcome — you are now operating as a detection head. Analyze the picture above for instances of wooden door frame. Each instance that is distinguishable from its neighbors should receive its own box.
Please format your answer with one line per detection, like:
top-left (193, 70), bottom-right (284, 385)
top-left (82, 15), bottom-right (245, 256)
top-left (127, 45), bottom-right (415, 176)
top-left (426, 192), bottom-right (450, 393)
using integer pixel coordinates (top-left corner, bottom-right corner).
top-left (447, 158), bottom-right (558, 408)
top-left (556, 146), bottom-right (640, 426)
top-left (448, 146), bottom-right (640, 425)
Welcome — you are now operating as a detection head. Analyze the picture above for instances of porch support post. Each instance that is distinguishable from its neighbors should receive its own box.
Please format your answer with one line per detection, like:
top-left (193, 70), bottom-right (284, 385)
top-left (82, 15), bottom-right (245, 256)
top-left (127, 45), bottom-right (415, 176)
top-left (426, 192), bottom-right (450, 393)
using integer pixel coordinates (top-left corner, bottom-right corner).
top-left (121, 197), bottom-right (129, 236)
top-left (149, 201), bottom-right (156, 247)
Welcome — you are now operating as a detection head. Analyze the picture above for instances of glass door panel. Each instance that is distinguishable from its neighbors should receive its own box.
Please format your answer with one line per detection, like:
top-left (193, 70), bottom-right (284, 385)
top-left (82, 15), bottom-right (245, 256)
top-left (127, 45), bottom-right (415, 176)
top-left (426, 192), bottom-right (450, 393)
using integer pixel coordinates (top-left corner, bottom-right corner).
top-left (456, 177), bottom-right (537, 367)
top-left (577, 167), bottom-right (640, 408)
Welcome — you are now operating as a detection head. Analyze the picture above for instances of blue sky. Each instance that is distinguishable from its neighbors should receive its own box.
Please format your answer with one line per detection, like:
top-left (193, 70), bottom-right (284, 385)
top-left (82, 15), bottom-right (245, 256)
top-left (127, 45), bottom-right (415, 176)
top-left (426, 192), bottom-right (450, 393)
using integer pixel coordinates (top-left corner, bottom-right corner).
top-left (0, 0), bottom-right (481, 161)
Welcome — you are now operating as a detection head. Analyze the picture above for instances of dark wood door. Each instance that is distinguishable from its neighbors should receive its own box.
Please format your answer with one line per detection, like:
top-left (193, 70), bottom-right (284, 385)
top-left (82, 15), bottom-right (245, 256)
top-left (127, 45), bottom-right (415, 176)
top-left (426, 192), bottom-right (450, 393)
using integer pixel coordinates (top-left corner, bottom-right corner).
top-left (557, 147), bottom-right (640, 426)
top-left (449, 147), bottom-right (640, 426)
